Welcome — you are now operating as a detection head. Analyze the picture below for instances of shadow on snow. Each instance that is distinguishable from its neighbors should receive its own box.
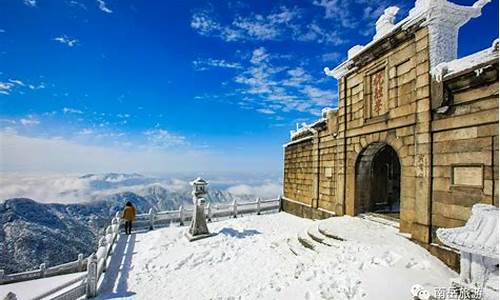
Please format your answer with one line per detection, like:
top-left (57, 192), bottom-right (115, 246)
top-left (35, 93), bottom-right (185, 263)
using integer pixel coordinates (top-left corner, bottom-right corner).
top-left (95, 233), bottom-right (138, 299)
top-left (218, 227), bottom-right (262, 239)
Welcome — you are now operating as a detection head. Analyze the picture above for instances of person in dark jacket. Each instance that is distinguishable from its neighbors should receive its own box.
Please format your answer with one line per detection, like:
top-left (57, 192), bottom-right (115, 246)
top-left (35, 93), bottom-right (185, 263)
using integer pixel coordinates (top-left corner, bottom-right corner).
top-left (122, 201), bottom-right (136, 235)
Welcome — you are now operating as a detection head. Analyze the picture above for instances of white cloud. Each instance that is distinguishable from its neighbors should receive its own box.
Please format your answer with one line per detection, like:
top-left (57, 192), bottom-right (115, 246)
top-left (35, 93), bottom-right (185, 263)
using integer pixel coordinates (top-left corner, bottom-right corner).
top-left (0, 174), bottom-right (91, 204)
top-left (256, 108), bottom-right (275, 115)
top-left (0, 81), bottom-right (15, 95)
top-left (322, 51), bottom-right (342, 62)
top-left (143, 129), bottom-right (187, 148)
top-left (68, 0), bottom-right (87, 10)
top-left (191, 11), bottom-right (228, 38)
top-left (191, 6), bottom-right (344, 45)
top-left (8, 79), bottom-right (25, 86)
top-left (78, 128), bottom-right (94, 135)
top-left (96, 0), bottom-right (112, 13)
top-left (233, 47), bottom-right (337, 116)
top-left (23, 0), bottom-right (36, 7)
top-left (0, 78), bottom-right (42, 95)
top-left (295, 23), bottom-right (345, 45)
top-left (53, 35), bottom-right (79, 47)
top-left (232, 6), bottom-right (298, 40)
top-left (0, 131), bottom-right (279, 175)
top-left (313, 0), bottom-right (403, 34)
top-left (63, 107), bottom-right (83, 114)
top-left (19, 116), bottom-right (40, 126)
top-left (193, 58), bottom-right (242, 71)
top-left (226, 183), bottom-right (282, 199)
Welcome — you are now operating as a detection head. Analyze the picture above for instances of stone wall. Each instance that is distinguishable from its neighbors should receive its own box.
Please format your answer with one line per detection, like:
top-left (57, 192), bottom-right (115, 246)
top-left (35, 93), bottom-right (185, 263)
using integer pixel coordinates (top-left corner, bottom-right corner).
top-left (282, 13), bottom-right (498, 270)
top-left (430, 65), bottom-right (499, 243)
top-left (283, 138), bottom-right (314, 207)
top-left (284, 26), bottom-right (433, 238)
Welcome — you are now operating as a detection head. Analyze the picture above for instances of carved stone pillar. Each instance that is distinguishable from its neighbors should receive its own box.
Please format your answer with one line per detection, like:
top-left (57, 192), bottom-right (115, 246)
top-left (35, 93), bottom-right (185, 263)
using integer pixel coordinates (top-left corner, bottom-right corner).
top-left (185, 177), bottom-right (216, 241)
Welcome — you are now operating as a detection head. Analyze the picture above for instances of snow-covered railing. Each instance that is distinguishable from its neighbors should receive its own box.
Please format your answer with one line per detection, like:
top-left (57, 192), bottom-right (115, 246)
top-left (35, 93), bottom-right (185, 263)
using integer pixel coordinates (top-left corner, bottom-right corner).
top-left (9, 212), bottom-right (122, 300)
top-left (437, 204), bottom-right (499, 300)
top-left (0, 197), bottom-right (281, 299)
top-left (31, 273), bottom-right (87, 300)
top-left (86, 212), bottom-right (121, 298)
top-left (0, 255), bottom-right (87, 285)
top-left (132, 196), bottom-right (282, 230)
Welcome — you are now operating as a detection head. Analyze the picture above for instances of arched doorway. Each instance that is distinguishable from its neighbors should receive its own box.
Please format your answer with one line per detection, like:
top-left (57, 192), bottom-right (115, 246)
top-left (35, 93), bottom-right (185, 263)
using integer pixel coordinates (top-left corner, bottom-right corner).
top-left (355, 143), bottom-right (401, 218)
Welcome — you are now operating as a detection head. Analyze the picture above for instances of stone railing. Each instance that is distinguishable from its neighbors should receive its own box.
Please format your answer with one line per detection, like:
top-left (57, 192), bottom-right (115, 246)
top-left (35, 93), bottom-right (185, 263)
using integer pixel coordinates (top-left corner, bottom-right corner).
top-left (0, 254), bottom-right (87, 285)
top-left (0, 212), bottom-right (122, 300)
top-left (132, 196), bottom-right (282, 230)
top-left (1, 197), bottom-right (282, 299)
top-left (85, 212), bottom-right (121, 298)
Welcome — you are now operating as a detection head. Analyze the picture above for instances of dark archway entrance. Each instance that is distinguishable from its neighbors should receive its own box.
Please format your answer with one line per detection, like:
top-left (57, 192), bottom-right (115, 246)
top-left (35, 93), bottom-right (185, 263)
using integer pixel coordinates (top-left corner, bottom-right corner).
top-left (355, 143), bottom-right (401, 218)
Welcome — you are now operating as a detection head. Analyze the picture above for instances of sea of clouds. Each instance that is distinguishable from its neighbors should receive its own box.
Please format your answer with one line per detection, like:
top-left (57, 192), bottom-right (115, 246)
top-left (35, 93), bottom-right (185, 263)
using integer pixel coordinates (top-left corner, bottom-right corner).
top-left (0, 173), bottom-right (282, 204)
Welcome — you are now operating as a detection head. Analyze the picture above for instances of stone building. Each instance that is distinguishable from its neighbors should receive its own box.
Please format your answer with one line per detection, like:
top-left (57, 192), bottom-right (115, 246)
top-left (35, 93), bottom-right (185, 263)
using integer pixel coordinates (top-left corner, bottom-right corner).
top-left (282, 0), bottom-right (499, 268)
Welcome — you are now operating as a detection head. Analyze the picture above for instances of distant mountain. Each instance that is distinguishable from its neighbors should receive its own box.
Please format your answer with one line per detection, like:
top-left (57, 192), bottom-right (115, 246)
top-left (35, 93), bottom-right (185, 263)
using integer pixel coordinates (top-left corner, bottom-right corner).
top-left (0, 176), bottom-right (260, 273)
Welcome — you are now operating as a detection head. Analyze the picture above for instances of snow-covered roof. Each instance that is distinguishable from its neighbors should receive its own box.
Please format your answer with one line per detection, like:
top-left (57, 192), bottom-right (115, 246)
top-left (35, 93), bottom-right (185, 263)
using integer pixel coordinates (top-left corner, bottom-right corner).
top-left (437, 204), bottom-right (498, 258)
top-left (190, 177), bottom-right (208, 185)
top-left (431, 39), bottom-right (499, 82)
top-left (324, 0), bottom-right (492, 80)
top-left (289, 118), bottom-right (326, 140)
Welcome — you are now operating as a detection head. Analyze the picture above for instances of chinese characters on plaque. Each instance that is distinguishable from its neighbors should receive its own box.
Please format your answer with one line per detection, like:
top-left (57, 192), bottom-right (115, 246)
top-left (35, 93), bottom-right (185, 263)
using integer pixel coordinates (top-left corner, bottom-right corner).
top-left (371, 69), bottom-right (386, 117)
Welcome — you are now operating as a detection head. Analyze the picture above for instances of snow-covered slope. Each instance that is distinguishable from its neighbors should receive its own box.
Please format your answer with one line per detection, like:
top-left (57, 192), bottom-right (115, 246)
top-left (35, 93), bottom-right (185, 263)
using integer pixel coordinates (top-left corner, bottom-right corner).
top-left (96, 213), bottom-right (456, 300)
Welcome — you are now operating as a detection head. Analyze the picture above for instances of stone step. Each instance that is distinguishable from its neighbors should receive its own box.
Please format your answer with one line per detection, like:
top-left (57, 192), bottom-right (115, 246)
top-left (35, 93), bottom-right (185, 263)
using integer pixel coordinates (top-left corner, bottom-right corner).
top-left (317, 223), bottom-right (346, 242)
top-left (297, 229), bottom-right (319, 251)
top-left (286, 237), bottom-right (315, 259)
top-left (306, 224), bottom-right (340, 247)
top-left (358, 213), bottom-right (399, 229)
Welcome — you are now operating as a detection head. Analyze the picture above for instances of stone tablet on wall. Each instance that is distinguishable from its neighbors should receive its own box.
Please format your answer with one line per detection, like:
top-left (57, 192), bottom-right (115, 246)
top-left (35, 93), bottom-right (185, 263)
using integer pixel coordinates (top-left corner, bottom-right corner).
top-left (371, 69), bottom-right (387, 117)
top-left (365, 68), bottom-right (388, 119)
top-left (452, 165), bottom-right (483, 187)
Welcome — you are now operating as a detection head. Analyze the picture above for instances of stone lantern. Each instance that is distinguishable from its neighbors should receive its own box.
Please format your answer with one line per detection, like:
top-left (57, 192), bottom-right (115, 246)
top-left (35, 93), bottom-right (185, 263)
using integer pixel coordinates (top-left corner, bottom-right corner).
top-left (185, 177), bottom-right (215, 241)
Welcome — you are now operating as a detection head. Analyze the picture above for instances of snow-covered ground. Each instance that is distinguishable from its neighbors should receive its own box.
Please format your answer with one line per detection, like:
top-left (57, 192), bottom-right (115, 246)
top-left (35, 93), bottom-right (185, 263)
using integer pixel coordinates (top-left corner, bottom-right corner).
top-left (0, 272), bottom-right (85, 300)
top-left (96, 213), bottom-right (456, 300)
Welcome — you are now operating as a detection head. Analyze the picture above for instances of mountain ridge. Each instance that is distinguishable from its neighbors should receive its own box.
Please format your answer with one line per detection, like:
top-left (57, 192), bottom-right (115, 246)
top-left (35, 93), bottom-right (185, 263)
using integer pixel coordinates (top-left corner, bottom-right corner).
top-left (0, 187), bottom-right (258, 274)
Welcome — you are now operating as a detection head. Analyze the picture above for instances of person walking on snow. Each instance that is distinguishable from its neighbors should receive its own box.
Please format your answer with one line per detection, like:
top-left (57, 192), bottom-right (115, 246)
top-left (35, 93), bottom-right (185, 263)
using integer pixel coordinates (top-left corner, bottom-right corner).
top-left (122, 201), bottom-right (136, 235)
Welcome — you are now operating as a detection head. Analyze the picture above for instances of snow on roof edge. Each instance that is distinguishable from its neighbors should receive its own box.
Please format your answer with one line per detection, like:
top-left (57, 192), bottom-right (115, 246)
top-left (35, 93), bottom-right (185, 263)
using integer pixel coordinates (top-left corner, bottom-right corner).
top-left (289, 118), bottom-right (327, 140)
top-left (431, 38), bottom-right (499, 82)
top-left (324, 0), bottom-right (491, 80)
top-left (324, 8), bottom-right (425, 80)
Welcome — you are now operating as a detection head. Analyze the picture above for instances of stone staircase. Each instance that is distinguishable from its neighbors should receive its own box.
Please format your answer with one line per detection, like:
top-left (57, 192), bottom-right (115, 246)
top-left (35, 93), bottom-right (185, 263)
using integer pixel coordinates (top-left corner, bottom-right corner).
top-left (286, 214), bottom-right (404, 258)
top-left (286, 220), bottom-right (345, 258)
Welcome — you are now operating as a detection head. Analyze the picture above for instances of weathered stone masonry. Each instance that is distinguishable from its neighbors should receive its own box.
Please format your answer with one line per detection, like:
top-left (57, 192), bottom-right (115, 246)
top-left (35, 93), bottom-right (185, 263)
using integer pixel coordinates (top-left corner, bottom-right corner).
top-left (282, 0), bottom-right (499, 269)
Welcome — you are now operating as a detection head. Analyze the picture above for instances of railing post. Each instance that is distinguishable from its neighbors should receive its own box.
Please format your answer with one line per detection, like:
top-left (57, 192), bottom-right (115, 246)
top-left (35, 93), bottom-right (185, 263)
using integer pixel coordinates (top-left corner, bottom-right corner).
top-left (278, 195), bottom-right (283, 212)
top-left (256, 197), bottom-right (261, 215)
top-left (106, 226), bottom-right (113, 246)
top-left (232, 200), bottom-right (237, 218)
top-left (149, 208), bottom-right (155, 231)
top-left (78, 253), bottom-right (84, 272)
top-left (206, 203), bottom-right (212, 222)
top-left (99, 236), bottom-right (107, 272)
top-left (86, 253), bottom-right (98, 298)
top-left (112, 217), bottom-right (119, 233)
top-left (40, 263), bottom-right (46, 278)
top-left (0, 269), bottom-right (4, 285)
top-left (179, 205), bottom-right (184, 226)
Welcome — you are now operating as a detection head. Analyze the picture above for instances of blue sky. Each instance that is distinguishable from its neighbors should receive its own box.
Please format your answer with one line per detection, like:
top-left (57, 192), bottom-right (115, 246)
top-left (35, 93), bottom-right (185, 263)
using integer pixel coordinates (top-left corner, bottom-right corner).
top-left (0, 0), bottom-right (498, 174)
